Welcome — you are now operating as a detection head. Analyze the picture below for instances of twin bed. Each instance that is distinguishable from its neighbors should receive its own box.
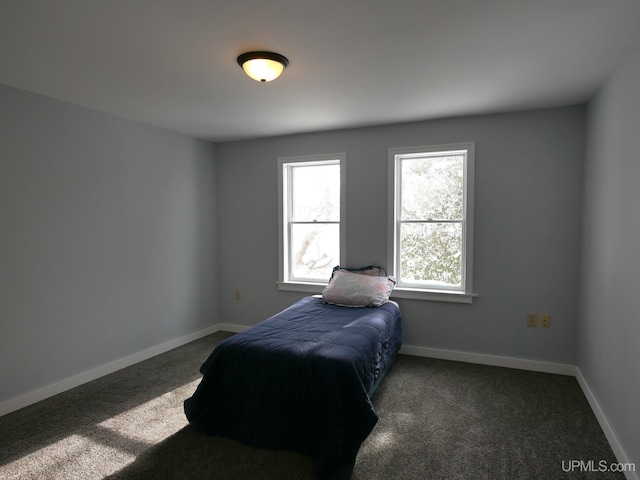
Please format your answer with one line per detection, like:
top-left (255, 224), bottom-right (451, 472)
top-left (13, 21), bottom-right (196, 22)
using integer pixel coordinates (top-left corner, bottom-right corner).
top-left (184, 267), bottom-right (402, 479)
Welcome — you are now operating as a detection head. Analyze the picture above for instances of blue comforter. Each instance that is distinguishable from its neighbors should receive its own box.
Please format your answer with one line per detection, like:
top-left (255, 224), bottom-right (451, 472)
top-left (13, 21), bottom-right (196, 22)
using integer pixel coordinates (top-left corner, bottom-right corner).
top-left (184, 296), bottom-right (402, 479)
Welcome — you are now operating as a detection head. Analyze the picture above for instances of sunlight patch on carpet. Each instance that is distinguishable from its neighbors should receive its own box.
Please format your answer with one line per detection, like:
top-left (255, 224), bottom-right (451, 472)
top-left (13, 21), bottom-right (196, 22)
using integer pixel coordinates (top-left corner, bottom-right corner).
top-left (1, 434), bottom-right (136, 480)
top-left (96, 386), bottom-right (191, 444)
top-left (368, 429), bottom-right (397, 452)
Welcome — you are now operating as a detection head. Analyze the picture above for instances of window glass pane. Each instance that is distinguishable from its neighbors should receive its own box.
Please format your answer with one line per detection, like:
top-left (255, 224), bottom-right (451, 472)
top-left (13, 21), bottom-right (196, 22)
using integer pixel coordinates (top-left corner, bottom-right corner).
top-left (401, 155), bottom-right (463, 221)
top-left (291, 163), bottom-right (340, 221)
top-left (290, 223), bottom-right (339, 281)
top-left (400, 222), bottom-right (462, 288)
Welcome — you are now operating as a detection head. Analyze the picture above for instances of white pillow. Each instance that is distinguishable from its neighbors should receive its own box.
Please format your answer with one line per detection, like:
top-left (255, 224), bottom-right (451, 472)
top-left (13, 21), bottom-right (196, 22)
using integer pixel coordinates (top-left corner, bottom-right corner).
top-left (322, 269), bottom-right (396, 307)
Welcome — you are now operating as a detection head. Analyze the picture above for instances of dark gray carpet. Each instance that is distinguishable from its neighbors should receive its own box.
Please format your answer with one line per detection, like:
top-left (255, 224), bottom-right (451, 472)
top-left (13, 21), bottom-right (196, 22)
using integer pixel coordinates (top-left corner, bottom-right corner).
top-left (0, 332), bottom-right (623, 479)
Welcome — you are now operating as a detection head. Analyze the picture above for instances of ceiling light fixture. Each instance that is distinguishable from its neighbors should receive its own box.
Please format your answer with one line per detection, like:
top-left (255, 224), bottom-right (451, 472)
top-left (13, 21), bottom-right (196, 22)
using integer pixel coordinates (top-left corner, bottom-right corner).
top-left (236, 51), bottom-right (289, 82)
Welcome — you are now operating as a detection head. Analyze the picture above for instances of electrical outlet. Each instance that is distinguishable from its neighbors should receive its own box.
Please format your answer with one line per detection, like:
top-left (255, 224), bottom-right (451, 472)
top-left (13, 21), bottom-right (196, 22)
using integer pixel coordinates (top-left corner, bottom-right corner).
top-left (540, 313), bottom-right (550, 327)
top-left (526, 312), bottom-right (537, 327)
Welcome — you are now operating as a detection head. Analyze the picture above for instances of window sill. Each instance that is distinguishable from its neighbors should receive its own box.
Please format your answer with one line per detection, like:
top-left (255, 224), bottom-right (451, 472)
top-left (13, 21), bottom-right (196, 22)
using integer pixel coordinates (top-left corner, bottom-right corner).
top-left (277, 281), bottom-right (326, 294)
top-left (390, 288), bottom-right (477, 304)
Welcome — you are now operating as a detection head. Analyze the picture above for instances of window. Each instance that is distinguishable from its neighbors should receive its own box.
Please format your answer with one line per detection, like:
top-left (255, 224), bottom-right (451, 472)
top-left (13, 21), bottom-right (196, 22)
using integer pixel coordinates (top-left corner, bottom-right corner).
top-left (388, 143), bottom-right (475, 303)
top-left (278, 153), bottom-right (346, 291)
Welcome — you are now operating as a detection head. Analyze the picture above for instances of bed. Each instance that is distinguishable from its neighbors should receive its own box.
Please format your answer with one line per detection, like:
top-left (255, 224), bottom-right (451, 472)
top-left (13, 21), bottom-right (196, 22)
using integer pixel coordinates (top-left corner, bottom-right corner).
top-left (184, 267), bottom-right (402, 480)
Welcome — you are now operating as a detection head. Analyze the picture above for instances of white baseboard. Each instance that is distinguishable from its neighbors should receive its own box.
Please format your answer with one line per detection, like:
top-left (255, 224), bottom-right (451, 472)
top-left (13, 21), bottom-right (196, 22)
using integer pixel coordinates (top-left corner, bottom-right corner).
top-left (218, 323), bottom-right (251, 333)
top-left (0, 324), bottom-right (221, 417)
top-left (399, 344), bottom-right (576, 376)
top-left (213, 328), bottom-right (577, 376)
top-left (575, 369), bottom-right (638, 480)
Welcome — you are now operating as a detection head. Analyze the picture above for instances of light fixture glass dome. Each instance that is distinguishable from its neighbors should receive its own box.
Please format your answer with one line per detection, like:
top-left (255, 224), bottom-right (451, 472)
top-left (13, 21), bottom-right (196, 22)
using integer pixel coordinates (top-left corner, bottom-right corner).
top-left (237, 51), bottom-right (289, 82)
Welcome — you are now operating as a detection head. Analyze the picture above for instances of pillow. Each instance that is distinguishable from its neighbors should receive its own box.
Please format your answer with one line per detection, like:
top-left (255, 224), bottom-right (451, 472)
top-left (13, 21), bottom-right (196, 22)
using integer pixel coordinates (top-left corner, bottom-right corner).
top-left (322, 269), bottom-right (396, 307)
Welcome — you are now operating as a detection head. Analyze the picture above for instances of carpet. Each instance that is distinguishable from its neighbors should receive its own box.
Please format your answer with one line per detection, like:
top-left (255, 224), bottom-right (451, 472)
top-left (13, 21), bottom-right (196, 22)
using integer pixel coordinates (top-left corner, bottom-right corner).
top-left (0, 332), bottom-right (623, 479)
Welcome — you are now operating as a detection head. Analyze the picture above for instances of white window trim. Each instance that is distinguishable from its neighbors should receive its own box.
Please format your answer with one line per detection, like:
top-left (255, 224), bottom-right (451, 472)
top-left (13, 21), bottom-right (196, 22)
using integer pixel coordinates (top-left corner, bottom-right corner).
top-left (277, 153), bottom-right (347, 292)
top-left (387, 142), bottom-right (476, 303)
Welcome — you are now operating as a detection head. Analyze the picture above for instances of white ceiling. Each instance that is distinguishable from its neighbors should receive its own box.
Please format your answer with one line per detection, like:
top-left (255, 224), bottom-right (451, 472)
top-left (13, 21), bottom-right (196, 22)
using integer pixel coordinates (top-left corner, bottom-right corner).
top-left (2, 0), bottom-right (640, 142)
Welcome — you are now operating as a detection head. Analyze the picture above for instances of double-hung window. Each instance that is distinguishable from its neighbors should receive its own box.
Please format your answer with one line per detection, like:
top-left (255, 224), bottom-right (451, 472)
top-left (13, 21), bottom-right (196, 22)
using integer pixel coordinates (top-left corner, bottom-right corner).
top-left (388, 143), bottom-right (475, 303)
top-left (278, 153), bottom-right (346, 291)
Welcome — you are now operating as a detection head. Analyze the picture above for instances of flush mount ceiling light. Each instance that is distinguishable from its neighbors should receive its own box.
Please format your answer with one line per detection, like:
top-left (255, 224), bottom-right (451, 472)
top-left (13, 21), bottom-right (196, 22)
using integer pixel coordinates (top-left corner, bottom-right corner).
top-left (236, 51), bottom-right (289, 82)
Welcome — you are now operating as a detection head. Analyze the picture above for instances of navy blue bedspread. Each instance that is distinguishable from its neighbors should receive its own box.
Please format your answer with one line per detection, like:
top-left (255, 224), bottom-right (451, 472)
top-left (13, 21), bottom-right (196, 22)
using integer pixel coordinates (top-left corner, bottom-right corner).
top-left (184, 296), bottom-right (402, 479)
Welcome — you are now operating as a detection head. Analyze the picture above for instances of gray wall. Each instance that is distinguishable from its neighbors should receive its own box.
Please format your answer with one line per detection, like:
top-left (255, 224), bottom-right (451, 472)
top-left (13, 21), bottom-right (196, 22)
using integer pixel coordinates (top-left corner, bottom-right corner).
top-left (580, 39), bottom-right (640, 467)
top-left (216, 106), bottom-right (585, 365)
top-left (0, 85), bottom-right (219, 404)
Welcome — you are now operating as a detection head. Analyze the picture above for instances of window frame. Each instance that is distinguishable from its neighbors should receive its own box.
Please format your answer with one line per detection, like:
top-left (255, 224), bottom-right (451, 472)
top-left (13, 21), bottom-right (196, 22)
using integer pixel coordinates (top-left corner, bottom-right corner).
top-left (387, 143), bottom-right (476, 303)
top-left (277, 153), bottom-right (346, 292)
